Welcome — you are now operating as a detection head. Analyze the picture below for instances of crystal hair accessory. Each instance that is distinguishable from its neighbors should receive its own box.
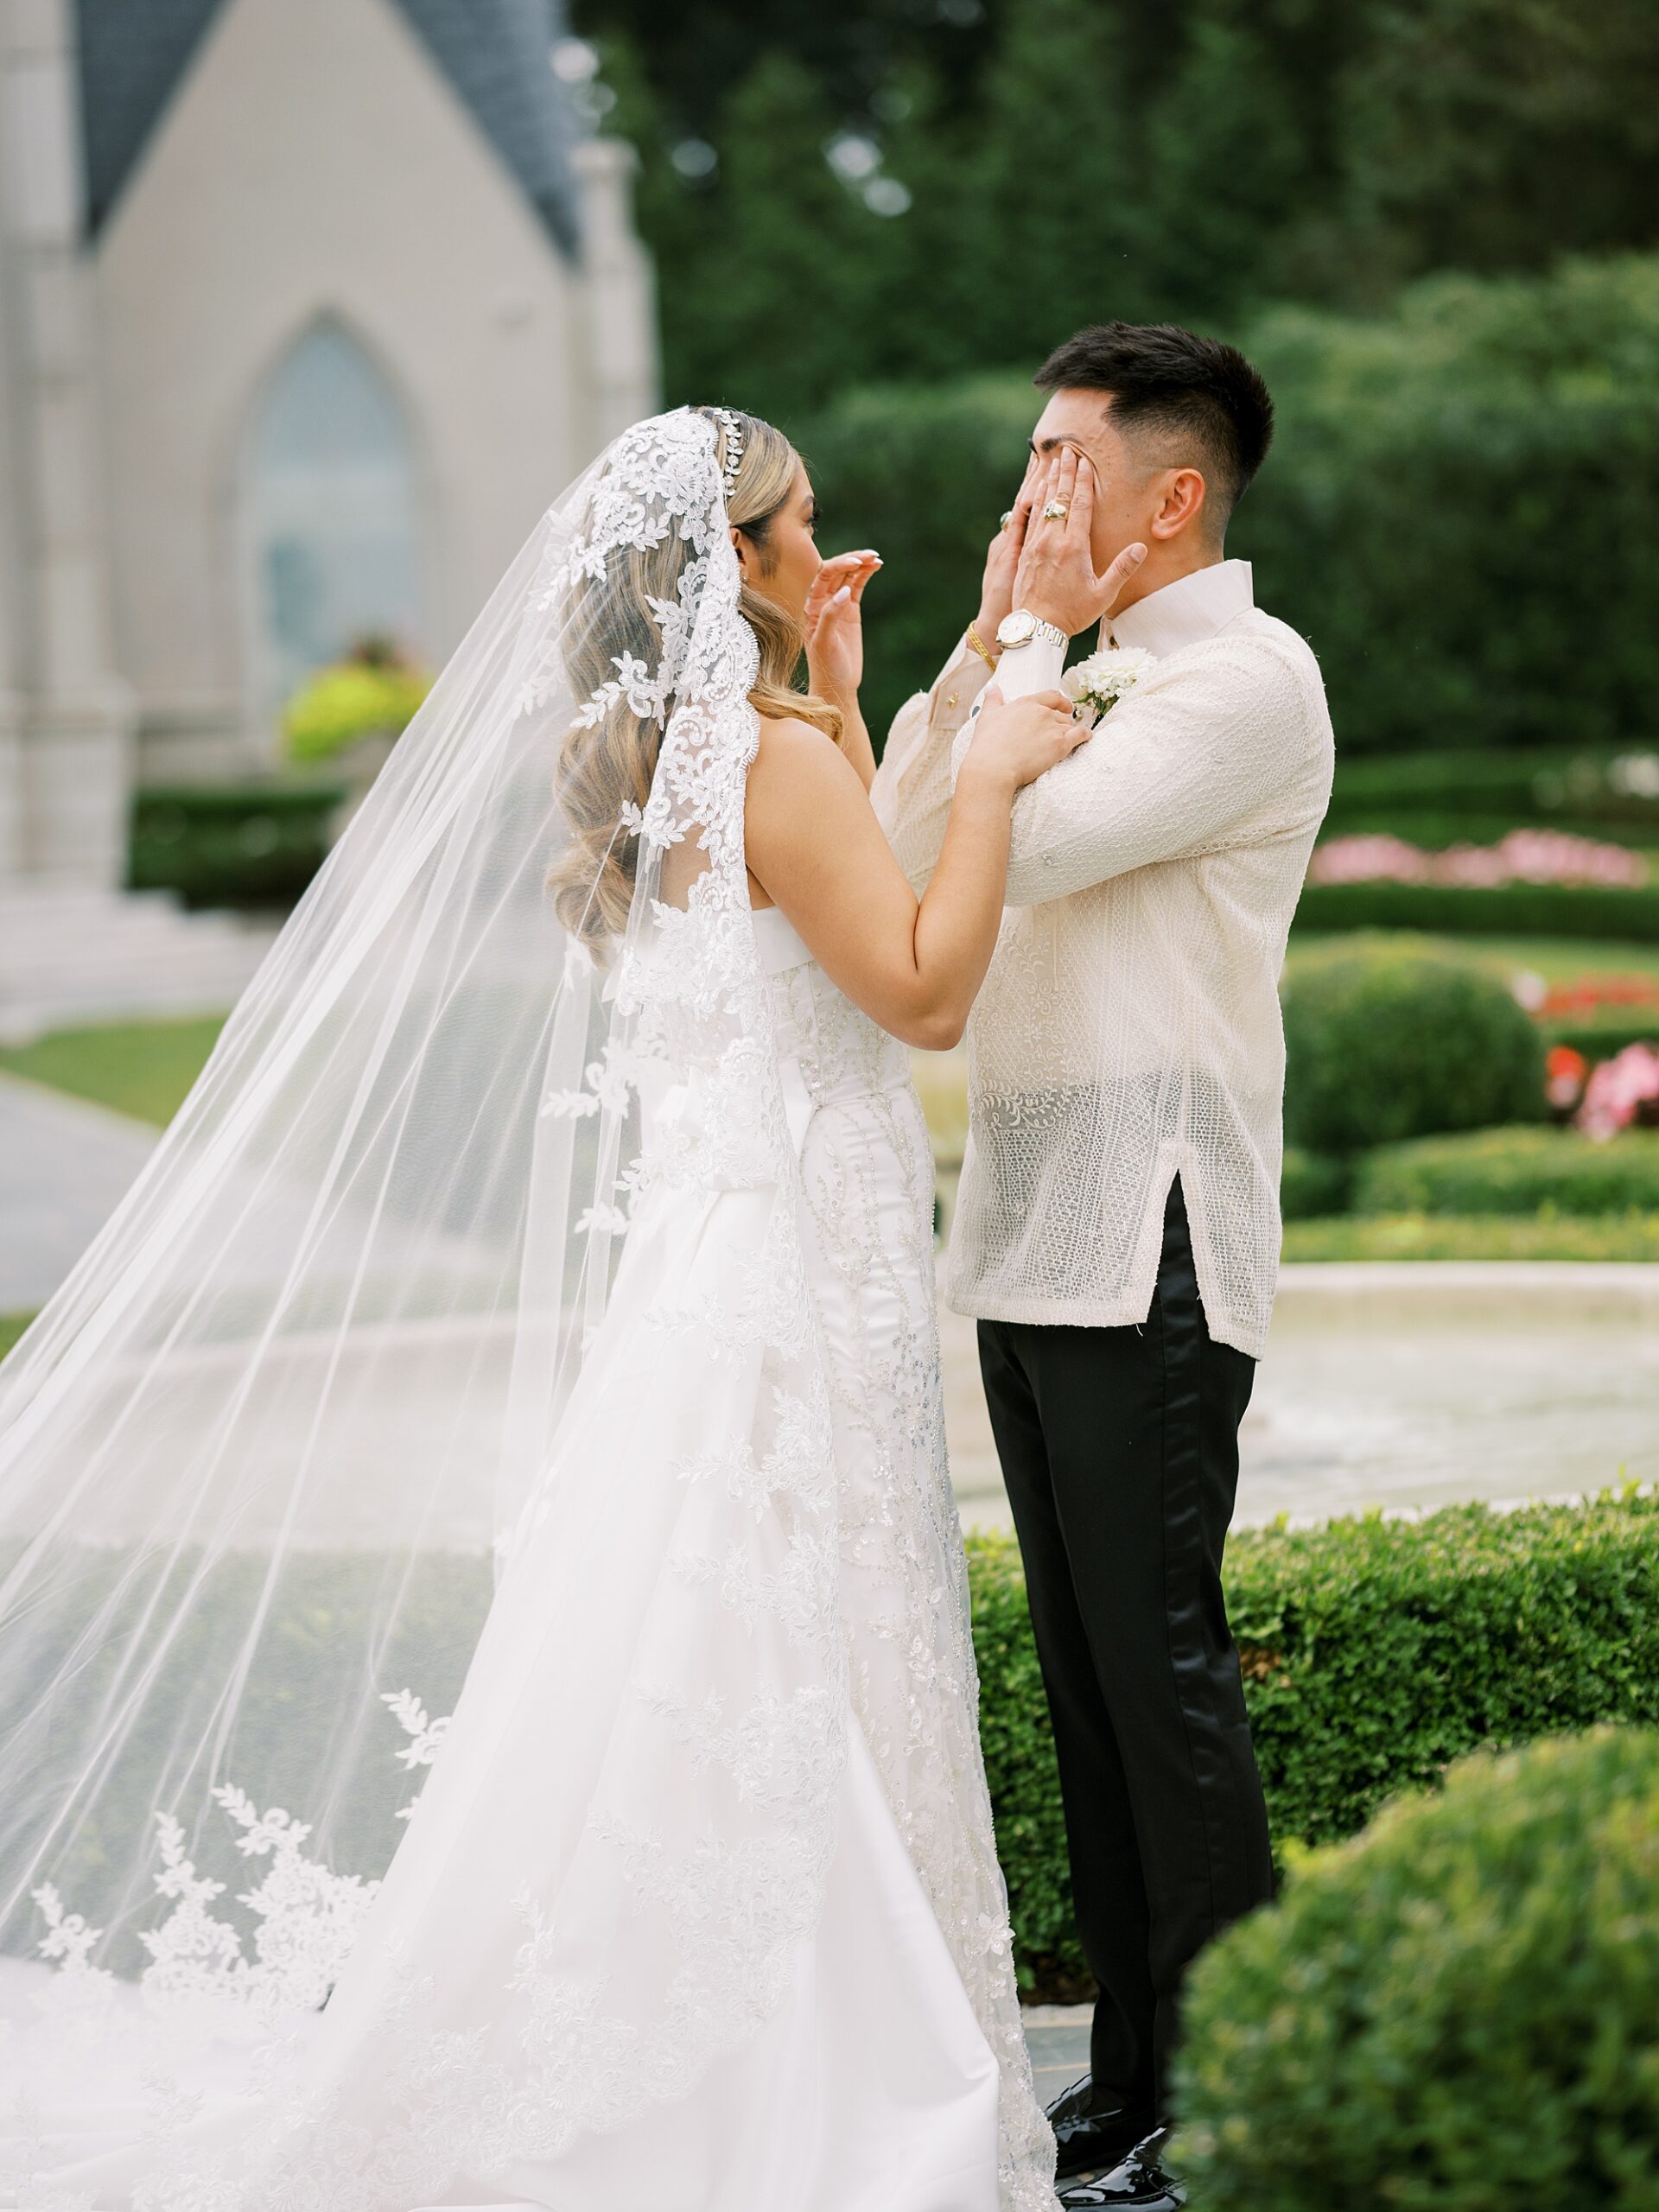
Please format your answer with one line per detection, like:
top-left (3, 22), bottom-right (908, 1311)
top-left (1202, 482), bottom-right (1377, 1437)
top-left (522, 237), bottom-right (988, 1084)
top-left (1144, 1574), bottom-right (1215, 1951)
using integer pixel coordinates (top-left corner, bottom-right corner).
top-left (711, 405), bottom-right (745, 505)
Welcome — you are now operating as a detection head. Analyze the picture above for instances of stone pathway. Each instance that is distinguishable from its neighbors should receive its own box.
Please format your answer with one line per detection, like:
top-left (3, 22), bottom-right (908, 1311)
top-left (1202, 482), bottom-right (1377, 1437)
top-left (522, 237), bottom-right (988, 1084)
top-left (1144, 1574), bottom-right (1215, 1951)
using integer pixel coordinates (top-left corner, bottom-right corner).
top-left (0, 1071), bottom-right (157, 1310)
top-left (1022, 2004), bottom-right (1091, 2108)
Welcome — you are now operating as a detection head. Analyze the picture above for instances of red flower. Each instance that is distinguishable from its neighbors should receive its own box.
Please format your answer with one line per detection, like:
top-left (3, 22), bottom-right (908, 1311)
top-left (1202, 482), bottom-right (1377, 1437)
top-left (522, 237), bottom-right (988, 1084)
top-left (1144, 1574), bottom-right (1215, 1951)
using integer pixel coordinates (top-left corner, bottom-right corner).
top-left (1545, 1045), bottom-right (1589, 1113)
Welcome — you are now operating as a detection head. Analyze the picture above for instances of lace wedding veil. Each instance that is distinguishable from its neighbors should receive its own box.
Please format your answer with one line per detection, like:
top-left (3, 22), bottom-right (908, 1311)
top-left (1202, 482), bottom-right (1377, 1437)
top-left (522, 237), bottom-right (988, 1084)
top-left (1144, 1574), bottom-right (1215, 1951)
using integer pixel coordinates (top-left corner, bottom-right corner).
top-left (0, 408), bottom-right (855, 2181)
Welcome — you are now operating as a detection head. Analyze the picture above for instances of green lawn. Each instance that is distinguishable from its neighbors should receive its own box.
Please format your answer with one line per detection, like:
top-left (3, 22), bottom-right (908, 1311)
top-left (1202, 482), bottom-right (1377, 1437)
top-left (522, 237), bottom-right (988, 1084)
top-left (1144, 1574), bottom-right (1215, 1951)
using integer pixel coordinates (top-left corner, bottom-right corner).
top-left (1283, 1212), bottom-right (1659, 1262)
top-left (1287, 931), bottom-right (1659, 987)
top-left (0, 1313), bottom-right (34, 1361)
top-left (0, 1015), bottom-right (225, 1128)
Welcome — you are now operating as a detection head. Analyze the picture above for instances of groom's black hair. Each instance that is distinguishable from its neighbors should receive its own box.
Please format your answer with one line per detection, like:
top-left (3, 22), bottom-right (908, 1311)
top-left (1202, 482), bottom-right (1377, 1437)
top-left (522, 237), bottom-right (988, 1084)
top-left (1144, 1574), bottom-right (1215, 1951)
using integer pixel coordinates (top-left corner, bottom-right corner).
top-left (1034, 321), bottom-right (1274, 524)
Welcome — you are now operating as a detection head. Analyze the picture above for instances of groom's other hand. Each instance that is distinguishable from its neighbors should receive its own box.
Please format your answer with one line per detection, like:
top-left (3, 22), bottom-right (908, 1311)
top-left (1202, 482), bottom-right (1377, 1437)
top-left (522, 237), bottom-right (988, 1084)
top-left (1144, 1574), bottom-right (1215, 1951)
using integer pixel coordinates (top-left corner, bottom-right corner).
top-left (1015, 445), bottom-right (1147, 639)
top-left (973, 451), bottom-right (1043, 647)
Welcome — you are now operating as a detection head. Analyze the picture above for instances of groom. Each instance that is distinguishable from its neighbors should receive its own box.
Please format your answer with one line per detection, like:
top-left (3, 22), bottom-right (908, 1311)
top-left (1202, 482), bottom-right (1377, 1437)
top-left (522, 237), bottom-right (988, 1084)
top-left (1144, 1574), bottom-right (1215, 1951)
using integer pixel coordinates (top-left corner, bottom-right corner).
top-left (873, 321), bottom-right (1333, 2202)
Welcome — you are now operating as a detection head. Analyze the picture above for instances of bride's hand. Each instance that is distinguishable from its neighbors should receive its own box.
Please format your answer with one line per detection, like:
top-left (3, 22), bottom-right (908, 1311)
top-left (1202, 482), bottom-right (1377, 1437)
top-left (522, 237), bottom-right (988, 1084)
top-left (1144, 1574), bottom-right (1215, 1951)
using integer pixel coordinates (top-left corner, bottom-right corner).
top-left (804, 550), bottom-right (881, 709)
top-left (963, 685), bottom-right (1090, 791)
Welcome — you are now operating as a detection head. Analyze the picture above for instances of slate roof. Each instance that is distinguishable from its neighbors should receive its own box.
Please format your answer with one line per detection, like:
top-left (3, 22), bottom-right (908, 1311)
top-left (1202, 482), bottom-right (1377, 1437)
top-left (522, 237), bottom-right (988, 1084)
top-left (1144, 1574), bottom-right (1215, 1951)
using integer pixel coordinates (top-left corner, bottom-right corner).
top-left (73, 0), bottom-right (585, 253)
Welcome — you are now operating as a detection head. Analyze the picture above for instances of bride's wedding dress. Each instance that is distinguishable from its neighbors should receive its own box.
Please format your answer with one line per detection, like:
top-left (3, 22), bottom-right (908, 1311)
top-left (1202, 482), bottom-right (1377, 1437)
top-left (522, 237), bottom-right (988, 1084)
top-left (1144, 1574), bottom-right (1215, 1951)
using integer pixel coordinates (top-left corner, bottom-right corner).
top-left (0, 414), bottom-right (1054, 2209)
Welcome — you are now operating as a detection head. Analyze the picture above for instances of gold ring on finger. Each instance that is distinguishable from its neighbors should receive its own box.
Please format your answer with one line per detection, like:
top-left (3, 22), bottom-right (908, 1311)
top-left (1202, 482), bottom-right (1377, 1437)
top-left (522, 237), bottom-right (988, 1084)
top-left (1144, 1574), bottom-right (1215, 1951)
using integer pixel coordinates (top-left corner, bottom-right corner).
top-left (1043, 499), bottom-right (1070, 521)
top-left (1000, 510), bottom-right (1015, 530)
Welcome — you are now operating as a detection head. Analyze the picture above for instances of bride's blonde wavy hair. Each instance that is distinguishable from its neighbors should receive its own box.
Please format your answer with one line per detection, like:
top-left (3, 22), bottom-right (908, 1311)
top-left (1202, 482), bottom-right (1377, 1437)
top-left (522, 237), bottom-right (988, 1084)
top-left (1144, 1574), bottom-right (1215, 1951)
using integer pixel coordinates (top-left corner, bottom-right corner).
top-left (549, 408), bottom-right (842, 950)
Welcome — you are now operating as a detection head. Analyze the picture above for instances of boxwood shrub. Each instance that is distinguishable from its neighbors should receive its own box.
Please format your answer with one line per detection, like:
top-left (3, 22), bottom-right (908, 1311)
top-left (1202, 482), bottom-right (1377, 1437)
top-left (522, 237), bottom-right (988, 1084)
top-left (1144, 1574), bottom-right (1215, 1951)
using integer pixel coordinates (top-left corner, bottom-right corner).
top-left (1293, 880), bottom-right (1659, 942)
top-left (130, 782), bottom-right (344, 909)
top-left (1173, 1726), bottom-right (1659, 2210)
top-left (1355, 1125), bottom-right (1659, 1217)
top-left (1279, 1145), bottom-right (1350, 1220)
top-left (969, 1491), bottom-right (1659, 1993)
top-left (1541, 1009), bottom-right (1659, 1062)
top-left (1324, 744), bottom-right (1659, 838)
top-left (1281, 937), bottom-right (1543, 1154)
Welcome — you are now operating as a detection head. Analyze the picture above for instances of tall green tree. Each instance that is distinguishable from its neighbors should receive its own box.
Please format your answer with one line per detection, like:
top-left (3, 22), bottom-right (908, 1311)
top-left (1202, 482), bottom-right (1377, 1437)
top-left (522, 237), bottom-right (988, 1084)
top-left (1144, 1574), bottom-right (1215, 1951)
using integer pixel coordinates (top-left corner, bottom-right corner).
top-left (1330, 0), bottom-right (1659, 296)
top-left (971, 0), bottom-right (1151, 357)
top-left (675, 54), bottom-right (901, 419)
top-left (580, 0), bottom-right (1659, 411)
top-left (1132, 10), bottom-right (1318, 321)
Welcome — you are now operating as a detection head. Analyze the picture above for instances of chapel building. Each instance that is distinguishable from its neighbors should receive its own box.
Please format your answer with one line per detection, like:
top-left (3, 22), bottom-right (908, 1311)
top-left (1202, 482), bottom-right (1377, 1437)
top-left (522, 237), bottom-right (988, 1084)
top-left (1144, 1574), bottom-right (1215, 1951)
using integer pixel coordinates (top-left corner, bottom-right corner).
top-left (0, 0), bottom-right (656, 918)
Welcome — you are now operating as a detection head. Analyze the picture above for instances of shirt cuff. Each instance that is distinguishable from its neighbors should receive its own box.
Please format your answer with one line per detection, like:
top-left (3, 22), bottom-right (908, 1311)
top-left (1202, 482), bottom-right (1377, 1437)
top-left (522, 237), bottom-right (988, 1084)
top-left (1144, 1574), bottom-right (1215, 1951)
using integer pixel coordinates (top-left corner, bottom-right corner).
top-left (988, 635), bottom-right (1066, 701)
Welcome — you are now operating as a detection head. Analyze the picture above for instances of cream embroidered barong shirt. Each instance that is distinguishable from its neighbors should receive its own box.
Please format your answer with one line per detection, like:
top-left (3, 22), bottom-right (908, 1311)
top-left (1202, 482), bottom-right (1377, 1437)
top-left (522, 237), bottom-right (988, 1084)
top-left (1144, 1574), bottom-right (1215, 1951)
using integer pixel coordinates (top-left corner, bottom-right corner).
top-left (871, 559), bottom-right (1333, 1357)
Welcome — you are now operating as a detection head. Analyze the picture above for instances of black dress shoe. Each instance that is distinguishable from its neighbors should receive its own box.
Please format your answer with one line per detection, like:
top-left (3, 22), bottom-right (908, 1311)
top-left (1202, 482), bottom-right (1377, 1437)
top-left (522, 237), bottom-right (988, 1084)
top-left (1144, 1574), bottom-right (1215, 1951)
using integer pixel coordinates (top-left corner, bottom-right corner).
top-left (1057, 2127), bottom-right (1185, 2209)
top-left (1045, 2074), bottom-right (1159, 2183)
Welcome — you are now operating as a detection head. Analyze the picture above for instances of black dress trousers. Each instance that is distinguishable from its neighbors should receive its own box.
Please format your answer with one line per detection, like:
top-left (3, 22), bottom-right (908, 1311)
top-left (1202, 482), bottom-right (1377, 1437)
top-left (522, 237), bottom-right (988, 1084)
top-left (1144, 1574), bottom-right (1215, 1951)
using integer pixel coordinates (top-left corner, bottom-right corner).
top-left (976, 1176), bottom-right (1274, 2122)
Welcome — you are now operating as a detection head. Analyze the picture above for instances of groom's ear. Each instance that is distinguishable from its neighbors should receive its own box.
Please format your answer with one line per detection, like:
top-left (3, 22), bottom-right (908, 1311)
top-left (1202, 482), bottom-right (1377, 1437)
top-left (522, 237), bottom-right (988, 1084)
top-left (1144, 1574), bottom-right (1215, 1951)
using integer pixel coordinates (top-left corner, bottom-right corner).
top-left (1149, 467), bottom-right (1210, 543)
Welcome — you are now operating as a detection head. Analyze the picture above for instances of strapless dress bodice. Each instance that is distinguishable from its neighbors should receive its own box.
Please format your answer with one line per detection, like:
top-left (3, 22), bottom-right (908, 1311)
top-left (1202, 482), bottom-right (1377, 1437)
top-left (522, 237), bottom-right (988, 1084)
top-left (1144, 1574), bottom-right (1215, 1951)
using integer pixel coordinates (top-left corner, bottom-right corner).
top-left (751, 906), bottom-right (912, 1114)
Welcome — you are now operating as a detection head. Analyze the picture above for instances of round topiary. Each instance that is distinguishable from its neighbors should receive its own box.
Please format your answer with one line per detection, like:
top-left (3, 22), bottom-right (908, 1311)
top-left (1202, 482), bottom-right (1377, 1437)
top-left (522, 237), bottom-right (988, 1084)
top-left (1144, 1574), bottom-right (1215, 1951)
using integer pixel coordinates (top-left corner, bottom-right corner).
top-left (1282, 935), bottom-right (1545, 1153)
top-left (1173, 1726), bottom-right (1659, 2211)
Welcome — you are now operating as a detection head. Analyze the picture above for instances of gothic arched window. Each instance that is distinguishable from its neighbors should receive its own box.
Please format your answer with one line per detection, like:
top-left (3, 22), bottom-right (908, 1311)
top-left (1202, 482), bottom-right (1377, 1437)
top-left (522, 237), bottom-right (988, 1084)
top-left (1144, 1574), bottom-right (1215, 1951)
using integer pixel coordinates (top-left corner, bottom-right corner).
top-left (240, 319), bottom-right (426, 736)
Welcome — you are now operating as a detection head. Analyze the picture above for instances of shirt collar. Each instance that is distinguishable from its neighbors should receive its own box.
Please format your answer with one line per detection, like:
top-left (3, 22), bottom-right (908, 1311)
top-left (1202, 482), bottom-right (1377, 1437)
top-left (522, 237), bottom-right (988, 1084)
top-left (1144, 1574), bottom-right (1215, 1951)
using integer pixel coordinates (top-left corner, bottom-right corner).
top-left (1107, 557), bottom-right (1253, 657)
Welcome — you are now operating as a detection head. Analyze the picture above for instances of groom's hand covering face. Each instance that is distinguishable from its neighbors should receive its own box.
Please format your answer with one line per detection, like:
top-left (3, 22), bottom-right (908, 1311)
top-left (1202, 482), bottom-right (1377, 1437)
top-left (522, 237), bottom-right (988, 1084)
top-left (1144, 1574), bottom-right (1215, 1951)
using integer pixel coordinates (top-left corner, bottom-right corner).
top-left (1012, 436), bottom-right (1148, 642)
top-left (1014, 389), bottom-right (1206, 637)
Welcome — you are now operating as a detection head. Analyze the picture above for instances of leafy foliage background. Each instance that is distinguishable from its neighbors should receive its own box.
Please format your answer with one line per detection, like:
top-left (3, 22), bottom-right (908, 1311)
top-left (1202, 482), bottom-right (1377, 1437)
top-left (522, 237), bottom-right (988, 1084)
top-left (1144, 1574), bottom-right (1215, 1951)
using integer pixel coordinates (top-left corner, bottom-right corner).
top-left (578, 0), bottom-right (1659, 421)
top-left (561, 4), bottom-right (1658, 760)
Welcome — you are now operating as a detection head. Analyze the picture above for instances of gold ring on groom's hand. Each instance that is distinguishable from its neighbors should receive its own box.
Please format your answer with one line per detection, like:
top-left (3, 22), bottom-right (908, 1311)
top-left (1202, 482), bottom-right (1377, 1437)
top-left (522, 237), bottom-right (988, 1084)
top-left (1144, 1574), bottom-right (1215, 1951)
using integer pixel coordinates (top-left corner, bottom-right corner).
top-left (1043, 499), bottom-right (1070, 520)
top-left (1000, 510), bottom-right (1014, 530)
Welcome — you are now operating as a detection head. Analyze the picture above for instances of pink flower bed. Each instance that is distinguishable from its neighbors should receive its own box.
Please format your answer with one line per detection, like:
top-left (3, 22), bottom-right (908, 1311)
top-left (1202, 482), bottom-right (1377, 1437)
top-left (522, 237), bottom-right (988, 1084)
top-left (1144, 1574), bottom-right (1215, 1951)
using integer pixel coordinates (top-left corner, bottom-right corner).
top-left (1308, 830), bottom-right (1649, 890)
top-left (1577, 1042), bottom-right (1659, 1141)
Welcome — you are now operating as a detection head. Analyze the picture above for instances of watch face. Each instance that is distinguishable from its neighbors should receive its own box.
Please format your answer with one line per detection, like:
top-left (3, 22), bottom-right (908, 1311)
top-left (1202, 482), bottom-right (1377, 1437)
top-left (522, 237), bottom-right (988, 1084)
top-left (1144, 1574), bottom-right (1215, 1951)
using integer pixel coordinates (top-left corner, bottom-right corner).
top-left (998, 610), bottom-right (1037, 646)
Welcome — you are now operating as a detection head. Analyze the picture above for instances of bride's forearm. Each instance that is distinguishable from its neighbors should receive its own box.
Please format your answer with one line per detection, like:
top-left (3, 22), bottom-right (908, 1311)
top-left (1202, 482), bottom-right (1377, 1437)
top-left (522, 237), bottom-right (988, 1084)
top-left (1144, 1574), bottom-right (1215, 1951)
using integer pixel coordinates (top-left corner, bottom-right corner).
top-left (903, 760), bottom-right (1014, 1050)
top-left (835, 700), bottom-right (877, 791)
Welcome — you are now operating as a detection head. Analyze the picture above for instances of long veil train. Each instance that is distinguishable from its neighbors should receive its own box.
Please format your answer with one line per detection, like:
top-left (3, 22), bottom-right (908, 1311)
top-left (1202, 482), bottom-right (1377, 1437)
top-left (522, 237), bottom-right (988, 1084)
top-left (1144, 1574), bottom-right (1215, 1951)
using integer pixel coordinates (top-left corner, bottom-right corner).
top-left (0, 410), bottom-right (1052, 2208)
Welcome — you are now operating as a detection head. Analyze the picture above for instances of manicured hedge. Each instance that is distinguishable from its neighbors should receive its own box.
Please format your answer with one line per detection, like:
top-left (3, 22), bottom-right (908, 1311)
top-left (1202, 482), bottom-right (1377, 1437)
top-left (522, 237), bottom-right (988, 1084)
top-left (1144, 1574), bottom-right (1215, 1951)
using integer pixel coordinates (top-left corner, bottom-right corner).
top-left (1541, 1010), bottom-right (1659, 1061)
top-left (129, 782), bottom-right (343, 909)
top-left (1235, 258), bottom-right (1659, 758)
top-left (1292, 880), bottom-right (1659, 942)
top-left (969, 1491), bottom-right (1659, 1992)
top-left (1173, 1726), bottom-right (1659, 2209)
top-left (1279, 1145), bottom-right (1349, 1220)
top-left (1281, 938), bottom-right (1543, 1154)
top-left (1355, 1125), bottom-right (1659, 1217)
top-left (1325, 745), bottom-right (1659, 838)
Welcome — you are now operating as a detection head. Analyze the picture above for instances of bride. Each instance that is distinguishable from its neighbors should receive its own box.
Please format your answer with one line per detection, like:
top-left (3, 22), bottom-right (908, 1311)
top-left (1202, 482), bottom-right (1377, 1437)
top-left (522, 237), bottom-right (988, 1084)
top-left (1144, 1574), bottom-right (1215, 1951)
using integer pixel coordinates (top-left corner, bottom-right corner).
top-left (0, 407), bottom-right (1097, 2209)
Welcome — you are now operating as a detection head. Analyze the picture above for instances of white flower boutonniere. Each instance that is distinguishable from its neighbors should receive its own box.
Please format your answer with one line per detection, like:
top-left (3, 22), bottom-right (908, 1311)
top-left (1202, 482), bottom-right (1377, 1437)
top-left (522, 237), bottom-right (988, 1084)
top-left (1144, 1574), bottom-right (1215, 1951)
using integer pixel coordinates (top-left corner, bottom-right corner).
top-left (1061, 645), bottom-right (1158, 726)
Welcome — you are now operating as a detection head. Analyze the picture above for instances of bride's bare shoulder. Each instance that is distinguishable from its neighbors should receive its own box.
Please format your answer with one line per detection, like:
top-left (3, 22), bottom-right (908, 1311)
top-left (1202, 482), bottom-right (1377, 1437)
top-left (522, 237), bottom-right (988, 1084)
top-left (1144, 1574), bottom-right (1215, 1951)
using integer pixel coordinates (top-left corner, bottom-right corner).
top-left (745, 714), bottom-right (868, 866)
top-left (751, 711), bottom-right (842, 757)
top-left (747, 713), bottom-right (856, 792)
